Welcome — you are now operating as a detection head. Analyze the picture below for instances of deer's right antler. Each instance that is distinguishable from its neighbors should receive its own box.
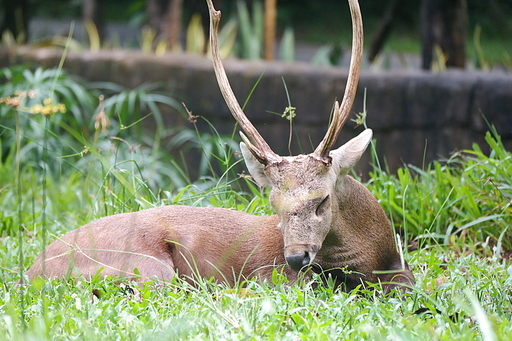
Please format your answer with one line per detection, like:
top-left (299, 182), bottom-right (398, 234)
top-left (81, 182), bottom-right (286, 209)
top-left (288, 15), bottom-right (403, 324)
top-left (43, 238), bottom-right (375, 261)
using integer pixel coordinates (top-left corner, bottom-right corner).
top-left (207, 0), bottom-right (281, 165)
top-left (314, 0), bottom-right (364, 160)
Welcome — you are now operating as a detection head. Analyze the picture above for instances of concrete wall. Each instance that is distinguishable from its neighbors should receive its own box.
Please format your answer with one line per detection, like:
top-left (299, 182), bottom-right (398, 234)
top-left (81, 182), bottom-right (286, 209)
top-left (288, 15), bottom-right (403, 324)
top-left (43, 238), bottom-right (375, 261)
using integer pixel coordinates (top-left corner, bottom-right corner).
top-left (1, 47), bottom-right (511, 174)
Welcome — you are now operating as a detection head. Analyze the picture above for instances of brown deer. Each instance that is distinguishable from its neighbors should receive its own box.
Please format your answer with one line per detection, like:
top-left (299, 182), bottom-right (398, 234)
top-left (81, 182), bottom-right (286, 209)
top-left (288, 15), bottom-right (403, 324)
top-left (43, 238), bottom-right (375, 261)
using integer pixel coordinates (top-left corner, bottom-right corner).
top-left (26, 0), bottom-right (414, 293)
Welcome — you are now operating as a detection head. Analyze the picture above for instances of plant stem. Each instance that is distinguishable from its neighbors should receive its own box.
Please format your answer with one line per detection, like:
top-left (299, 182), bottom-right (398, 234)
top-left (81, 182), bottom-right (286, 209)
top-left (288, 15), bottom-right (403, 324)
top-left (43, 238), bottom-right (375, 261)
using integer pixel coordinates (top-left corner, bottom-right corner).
top-left (15, 110), bottom-right (26, 330)
top-left (42, 117), bottom-right (49, 276)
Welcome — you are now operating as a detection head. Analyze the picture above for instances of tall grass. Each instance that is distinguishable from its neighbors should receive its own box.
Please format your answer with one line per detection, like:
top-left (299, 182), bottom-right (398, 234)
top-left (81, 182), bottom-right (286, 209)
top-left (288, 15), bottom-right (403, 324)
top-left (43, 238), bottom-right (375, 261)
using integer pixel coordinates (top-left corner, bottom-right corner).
top-left (367, 127), bottom-right (511, 256)
top-left (0, 65), bottom-right (510, 340)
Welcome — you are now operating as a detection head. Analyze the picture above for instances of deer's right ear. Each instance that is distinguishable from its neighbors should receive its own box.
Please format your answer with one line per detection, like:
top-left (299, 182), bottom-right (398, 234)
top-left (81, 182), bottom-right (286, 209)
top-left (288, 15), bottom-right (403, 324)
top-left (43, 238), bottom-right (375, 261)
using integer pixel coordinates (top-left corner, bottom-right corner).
top-left (240, 142), bottom-right (272, 187)
top-left (330, 128), bottom-right (373, 175)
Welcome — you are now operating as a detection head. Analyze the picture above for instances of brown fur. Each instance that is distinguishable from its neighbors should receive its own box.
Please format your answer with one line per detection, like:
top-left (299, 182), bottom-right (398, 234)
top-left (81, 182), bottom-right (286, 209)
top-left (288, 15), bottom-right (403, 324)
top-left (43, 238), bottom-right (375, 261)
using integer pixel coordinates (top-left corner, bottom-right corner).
top-left (26, 206), bottom-right (295, 284)
top-left (26, 176), bottom-right (414, 292)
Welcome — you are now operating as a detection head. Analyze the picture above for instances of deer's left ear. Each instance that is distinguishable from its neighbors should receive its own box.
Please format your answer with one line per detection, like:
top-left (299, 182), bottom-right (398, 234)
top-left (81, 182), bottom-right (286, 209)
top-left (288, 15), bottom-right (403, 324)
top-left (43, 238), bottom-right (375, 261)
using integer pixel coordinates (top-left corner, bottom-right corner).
top-left (240, 142), bottom-right (272, 187)
top-left (329, 129), bottom-right (373, 175)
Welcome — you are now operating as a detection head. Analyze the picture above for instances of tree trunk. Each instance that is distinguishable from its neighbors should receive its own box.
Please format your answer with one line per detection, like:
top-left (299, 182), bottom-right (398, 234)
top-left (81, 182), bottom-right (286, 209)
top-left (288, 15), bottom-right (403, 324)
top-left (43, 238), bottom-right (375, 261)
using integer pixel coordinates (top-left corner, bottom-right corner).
top-left (368, 0), bottom-right (403, 63)
top-left (146, 0), bottom-right (169, 35)
top-left (264, 0), bottom-right (276, 61)
top-left (165, 0), bottom-right (183, 50)
top-left (421, 0), bottom-right (467, 70)
top-left (147, 0), bottom-right (183, 49)
top-left (0, 0), bottom-right (29, 43)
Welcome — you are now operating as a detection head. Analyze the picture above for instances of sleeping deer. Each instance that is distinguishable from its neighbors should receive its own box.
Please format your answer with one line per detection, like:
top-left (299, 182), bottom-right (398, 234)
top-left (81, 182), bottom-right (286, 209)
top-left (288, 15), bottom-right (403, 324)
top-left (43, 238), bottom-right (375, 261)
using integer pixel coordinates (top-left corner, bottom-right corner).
top-left (26, 0), bottom-right (414, 293)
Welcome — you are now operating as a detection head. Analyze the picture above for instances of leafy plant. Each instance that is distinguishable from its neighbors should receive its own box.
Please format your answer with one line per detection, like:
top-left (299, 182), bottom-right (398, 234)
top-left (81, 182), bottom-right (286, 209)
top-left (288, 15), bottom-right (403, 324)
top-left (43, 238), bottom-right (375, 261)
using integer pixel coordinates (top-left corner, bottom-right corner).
top-left (183, 11), bottom-right (238, 58)
top-left (278, 27), bottom-right (295, 62)
top-left (310, 43), bottom-right (345, 67)
top-left (186, 13), bottom-right (206, 55)
top-left (367, 127), bottom-right (512, 255)
top-left (0, 66), bottom-right (95, 173)
top-left (0, 66), bottom-right (190, 188)
top-left (473, 25), bottom-right (490, 71)
top-left (236, 0), bottom-right (264, 59)
top-left (235, 0), bottom-right (295, 61)
top-left (137, 12), bottom-right (238, 58)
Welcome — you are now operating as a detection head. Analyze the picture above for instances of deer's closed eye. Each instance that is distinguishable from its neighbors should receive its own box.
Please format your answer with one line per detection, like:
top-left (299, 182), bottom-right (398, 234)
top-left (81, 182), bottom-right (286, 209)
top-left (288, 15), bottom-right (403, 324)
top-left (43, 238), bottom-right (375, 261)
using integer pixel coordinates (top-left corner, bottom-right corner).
top-left (315, 195), bottom-right (330, 216)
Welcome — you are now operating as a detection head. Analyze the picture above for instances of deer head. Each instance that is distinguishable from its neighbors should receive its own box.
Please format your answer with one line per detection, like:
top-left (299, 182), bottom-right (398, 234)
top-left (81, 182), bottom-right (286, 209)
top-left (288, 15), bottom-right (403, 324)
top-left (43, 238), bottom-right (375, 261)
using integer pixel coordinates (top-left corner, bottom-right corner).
top-left (207, 0), bottom-right (368, 272)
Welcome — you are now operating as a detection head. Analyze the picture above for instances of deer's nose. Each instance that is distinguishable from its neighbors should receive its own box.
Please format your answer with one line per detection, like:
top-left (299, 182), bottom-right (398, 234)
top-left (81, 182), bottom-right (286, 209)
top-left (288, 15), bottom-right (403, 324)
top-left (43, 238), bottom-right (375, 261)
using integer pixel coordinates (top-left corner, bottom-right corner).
top-left (285, 252), bottom-right (311, 272)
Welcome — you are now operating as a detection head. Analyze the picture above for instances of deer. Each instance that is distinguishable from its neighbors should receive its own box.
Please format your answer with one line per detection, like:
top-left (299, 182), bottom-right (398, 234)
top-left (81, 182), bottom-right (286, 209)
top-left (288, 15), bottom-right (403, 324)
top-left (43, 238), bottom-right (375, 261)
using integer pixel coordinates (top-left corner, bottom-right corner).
top-left (25, 0), bottom-right (414, 293)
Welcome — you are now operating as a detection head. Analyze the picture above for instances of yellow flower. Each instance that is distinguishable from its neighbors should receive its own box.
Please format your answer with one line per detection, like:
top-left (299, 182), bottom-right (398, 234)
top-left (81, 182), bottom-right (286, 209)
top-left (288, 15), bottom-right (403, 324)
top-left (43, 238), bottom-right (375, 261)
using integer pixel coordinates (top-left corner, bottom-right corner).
top-left (41, 106), bottom-right (53, 116)
top-left (30, 104), bottom-right (43, 114)
top-left (1, 92), bottom-right (66, 116)
top-left (28, 98), bottom-right (66, 116)
top-left (6, 97), bottom-right (21, 107)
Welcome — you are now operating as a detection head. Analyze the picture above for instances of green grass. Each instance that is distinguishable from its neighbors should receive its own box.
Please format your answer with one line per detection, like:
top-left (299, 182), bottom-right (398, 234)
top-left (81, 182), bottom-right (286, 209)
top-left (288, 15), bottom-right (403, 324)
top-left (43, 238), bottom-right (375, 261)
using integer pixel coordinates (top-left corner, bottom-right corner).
top-left (0, 65), bottom-right (511, 340)
top-left (366, 127), bottom-right (511, 256)
top-left (1, 250), bottom-right (511, 340)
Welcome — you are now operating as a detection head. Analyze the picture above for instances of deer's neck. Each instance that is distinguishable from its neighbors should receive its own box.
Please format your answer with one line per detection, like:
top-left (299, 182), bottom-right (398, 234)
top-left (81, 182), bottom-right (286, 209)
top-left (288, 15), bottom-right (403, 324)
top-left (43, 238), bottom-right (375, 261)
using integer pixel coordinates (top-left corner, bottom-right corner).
top-left (317, 175), bottom-right (372, 262)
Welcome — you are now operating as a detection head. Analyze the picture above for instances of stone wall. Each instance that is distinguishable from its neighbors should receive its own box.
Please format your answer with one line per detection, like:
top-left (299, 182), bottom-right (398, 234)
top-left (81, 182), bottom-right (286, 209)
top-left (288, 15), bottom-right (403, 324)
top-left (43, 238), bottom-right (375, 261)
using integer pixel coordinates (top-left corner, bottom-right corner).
top-left (1, 47), bottom-right (511, 174)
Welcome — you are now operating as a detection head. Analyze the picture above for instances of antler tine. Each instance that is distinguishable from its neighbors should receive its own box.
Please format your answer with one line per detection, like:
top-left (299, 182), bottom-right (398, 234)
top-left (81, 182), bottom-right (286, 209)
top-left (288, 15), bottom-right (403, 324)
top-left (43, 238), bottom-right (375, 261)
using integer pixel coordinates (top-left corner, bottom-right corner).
top-left (207, 0), bottom-right (281, 165)
top-left (314, 0), bottom-right (364, 160)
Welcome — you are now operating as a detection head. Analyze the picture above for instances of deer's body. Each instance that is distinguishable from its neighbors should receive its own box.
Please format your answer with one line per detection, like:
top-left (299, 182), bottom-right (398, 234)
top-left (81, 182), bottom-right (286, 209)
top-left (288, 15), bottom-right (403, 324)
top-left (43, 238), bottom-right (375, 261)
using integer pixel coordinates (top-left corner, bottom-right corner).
top-left (26, 206), bottom-right (291, 284)
top-left (26, 0), bottom-right (415, 292)
top-left (27, 176), bottom-right (412, 291)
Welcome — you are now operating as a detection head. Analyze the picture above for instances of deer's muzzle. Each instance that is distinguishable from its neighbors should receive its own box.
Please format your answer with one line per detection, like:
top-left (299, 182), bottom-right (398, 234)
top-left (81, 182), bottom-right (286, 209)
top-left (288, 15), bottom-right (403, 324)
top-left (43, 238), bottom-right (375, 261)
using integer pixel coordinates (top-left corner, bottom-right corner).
top-left (285, 252), bottom-right (311, 272)
top-left (284, 244), bottom-right (319, 272)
